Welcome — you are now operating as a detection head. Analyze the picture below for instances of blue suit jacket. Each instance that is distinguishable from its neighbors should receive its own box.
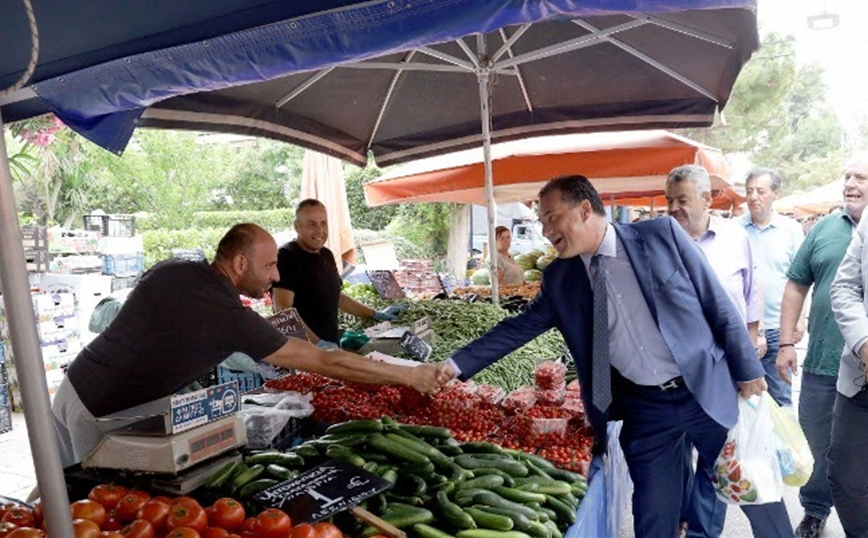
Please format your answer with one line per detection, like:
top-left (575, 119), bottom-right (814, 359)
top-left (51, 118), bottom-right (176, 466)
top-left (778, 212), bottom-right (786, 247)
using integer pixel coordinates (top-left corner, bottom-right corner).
top-left (453, 217), bottom-right (765, 444)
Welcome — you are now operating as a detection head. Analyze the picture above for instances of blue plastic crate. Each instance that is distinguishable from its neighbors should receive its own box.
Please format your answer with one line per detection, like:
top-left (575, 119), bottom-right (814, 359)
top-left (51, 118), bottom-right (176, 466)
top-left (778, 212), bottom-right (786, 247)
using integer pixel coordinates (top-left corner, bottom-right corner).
top-left (216, 366), bottom-right (263, 394)
top-left (103, 253), bottom-right (145, 277)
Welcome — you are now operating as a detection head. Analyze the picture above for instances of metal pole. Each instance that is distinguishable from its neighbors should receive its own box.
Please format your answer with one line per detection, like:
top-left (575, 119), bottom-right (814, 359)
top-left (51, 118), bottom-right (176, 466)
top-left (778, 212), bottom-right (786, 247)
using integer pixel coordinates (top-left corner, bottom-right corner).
top-left (0, 113), bottom-right (74, 535)
top-left (477, 35), bottom-right (499, 306)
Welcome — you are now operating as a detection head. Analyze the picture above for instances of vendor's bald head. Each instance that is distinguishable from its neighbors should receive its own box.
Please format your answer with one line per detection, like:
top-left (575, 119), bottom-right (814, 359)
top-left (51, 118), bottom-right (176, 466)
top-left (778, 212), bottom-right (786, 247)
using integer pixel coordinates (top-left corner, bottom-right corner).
top-left (214, 223), bottom-right (279, 298)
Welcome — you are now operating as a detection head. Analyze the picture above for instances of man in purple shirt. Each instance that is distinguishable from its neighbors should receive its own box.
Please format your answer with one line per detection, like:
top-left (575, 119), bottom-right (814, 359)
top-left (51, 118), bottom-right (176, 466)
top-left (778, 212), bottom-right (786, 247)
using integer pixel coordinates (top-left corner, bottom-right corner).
top-left (666, 165), bottom-right (791, 538)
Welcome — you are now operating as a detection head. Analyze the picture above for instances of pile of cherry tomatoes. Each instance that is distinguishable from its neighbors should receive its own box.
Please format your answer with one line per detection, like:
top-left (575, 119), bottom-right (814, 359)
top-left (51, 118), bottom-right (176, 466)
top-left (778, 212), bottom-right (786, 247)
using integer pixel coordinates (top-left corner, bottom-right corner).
top-left (0, 484), bottom-right (345, 538)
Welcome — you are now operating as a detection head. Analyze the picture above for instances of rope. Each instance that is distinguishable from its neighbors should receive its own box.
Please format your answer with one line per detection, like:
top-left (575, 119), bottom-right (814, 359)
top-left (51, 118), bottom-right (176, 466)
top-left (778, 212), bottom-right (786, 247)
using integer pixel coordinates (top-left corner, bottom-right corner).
top-left (0, 0), bottom-right (40, 97)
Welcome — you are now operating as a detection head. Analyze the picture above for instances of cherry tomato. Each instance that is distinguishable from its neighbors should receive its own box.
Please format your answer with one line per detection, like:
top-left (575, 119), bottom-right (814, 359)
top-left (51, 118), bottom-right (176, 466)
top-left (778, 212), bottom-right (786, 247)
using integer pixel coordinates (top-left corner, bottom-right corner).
top-left (205, 499), bottom-right (245, 531)
top-left (115, 495), bottom-right (149, 523)
top-left (289, 523), bottom-right (318, 538)
top-left (89, 485), bottom-right (129, 510)
top-left (313, 522), bottom-right (342, 538)
top-left (70, 500), bottom-right (108, 528)
top-left (256, 509), bottom-right (292, 538)
top-left (136, 500), bottom-right (170, 531)
top-left (167, 504), bottom-right (207, 533)
top-left (165, 528), bottom-right (202, 538)
top-left (201, 529), bottom-right (229, 538)
top-left (72, 519), bottom-right (102, 538)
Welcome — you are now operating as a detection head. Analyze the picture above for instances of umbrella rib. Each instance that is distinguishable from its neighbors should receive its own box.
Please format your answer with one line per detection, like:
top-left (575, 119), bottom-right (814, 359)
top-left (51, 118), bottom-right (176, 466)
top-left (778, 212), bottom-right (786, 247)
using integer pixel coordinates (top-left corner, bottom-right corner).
top-left (455, 37), bottom-right (481, 66)
top-left (572, 19), bottom-right (717, 101)
top-left (417, 47), bottom-right (476, 71)
top-left (339, 62), bottom-right (480, 73)
top-left (491, 23), bottom-right (531, 63)
top-left (275, 67), bottom-right (335, 109)
top-left (498, 28), bottom-right (533, 113)
top-left (631, 14), bottom-right (734, 49)
top-left (368, 50), bottom-right (416, 151)
top-left (498, 19), bottom-right (647, 69)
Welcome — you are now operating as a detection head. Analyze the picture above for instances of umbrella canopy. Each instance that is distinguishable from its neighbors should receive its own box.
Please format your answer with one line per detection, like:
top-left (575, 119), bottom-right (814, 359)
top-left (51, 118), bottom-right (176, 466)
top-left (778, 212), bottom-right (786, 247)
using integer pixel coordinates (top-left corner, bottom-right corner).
top-left (364, 130), bottom-right (734, 205)
top-left (775, 179), bottom-right (844, 218)
top-left (300, 150), bottom-right (357, 271)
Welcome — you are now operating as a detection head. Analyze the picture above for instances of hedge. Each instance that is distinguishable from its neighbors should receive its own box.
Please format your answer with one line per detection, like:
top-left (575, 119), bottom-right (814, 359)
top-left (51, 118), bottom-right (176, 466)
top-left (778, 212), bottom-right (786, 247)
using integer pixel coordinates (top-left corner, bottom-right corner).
top-left (141, 228), bottom-right (226, 268)
top-left (137, 208), bottom-right (294, 232)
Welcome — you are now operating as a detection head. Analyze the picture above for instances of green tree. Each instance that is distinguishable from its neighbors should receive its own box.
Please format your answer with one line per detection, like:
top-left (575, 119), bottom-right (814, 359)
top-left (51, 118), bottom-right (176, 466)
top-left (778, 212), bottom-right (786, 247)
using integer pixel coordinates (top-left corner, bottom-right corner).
top-left (386, 202), bottom-right (454, 261)
top-left (344, 164), bottom-right (398, 230)
top-left (214, 140), bottom-right (303, 210)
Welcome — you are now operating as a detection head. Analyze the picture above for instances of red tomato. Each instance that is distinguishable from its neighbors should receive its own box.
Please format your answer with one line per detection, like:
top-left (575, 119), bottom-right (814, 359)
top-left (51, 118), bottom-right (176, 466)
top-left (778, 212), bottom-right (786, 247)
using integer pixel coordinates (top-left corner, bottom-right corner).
top-left (99, 533), bottom-right (125, 538)
top-left (115, 495), bottom-right (149, 523)
top-left (89, 485), bottom-right (129, 510)
top-left (0, 509), bottom-right (33, 529)
top-left (166, 504), bottom-right (207, 533)
top-left (312, 522), bottom-right (341, 538)
top-left (205, 499), bottom-right (245, 531)
top-left (151, 497), bottom-right (173, 506)
top-left (30, 504), bottom-right (42, 530)
top-left (0, 522), bottom-right (18, 538)
top-left (70, 500), bottom-right (108, 528)
top-left (6, 529), bottom-right (45, 538)
top-left (239, 518), bottom-right (259, 535)
top-left (165, 528), bottom-right (202, 538)
top-left (102, 512), bottom-right (123, 532)
top-left (289, 524), bottom-right (317, 538)
top-left (256, 509), bottom-right (292, 538)
top-left (169, 498), bottom-right (202, 511)
top-left (201, 529), bottom-right (229, 538)
top-left (73, 519), bottom-right (102, 538)
top-left (136, 500), bottom-right (170, 531)
top-left (126, 491), bottom-right (152, 502)
top-left (121, 520), bottom-right (155, 538)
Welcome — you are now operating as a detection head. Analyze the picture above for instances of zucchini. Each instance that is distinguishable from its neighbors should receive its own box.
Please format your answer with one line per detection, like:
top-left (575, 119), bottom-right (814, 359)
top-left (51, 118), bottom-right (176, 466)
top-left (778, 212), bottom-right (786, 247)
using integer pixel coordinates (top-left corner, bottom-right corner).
top-left (368, 433), bottom-right (430, 464)
top-left (205, 460), bottom-right (239, 488)
top-left (413, 523), bottom-right (456, 538)
top-left (238, 478), bottom-right (279, 498)
top-left (491, 486), bottom-right (546, 504)
top-left (463, 507), bottom-right (514, 531)
top-left (326, 418), bottom-right (383, 434)
top-left (436, 490), bottom-right (476, 530)
top-left (244, 451), bottom-right (305, 467)
top-left (456, 531), bottom-right (530, 538)
top-left (232, 464), bottom-right (265, 489)
top-left (456, 475), bottom-right (505, 491)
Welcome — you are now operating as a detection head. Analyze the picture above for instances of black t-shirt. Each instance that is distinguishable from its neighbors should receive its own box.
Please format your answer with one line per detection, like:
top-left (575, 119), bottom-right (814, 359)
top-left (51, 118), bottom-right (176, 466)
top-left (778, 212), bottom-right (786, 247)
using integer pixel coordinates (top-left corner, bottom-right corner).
top-left (273, 241), bottom-right (342, 343)
top-left (67, 259), bottom-right (287, 417)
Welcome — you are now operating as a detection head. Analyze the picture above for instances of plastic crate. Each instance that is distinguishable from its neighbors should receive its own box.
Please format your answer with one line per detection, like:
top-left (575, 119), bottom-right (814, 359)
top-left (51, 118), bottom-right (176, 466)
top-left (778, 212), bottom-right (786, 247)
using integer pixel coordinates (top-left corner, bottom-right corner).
top-left (83, 214), bottom-right (136, 237)
top-left (0, 398), bottom-right (11, 435)
top-left (103, 253), bottom-right (145, 277)
top-left (216, 366), bottom-right (263, 394)
top-left (111, 275), bottom-right (139, 291)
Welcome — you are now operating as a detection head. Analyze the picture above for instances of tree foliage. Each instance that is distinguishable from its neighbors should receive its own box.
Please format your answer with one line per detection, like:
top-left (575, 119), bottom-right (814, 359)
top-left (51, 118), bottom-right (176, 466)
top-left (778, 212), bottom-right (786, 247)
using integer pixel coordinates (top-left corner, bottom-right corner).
top-left (344, 164), bottom-right (398, 230)
top-left (214, 140), bottom-right (303, 210)
top-left (386, 202), bottom-right (454, 261)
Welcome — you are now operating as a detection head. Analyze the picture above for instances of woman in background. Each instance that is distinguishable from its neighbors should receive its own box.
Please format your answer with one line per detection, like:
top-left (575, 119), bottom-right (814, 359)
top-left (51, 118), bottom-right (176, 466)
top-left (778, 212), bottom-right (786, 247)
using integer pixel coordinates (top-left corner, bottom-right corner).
top-left (494, 225), bottom-right (525, 285)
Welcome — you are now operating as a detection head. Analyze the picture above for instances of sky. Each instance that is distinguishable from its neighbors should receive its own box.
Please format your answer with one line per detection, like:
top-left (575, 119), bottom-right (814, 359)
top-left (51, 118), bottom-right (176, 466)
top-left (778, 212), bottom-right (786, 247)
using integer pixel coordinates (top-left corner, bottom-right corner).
top-left (757, 0), bottom-right (868, 133)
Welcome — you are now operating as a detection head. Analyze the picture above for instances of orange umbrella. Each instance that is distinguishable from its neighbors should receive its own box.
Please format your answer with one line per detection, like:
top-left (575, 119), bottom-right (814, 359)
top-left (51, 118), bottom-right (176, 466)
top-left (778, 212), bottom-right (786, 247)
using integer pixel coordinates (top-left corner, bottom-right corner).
top-left (364, 130), bottom-right (732, 207)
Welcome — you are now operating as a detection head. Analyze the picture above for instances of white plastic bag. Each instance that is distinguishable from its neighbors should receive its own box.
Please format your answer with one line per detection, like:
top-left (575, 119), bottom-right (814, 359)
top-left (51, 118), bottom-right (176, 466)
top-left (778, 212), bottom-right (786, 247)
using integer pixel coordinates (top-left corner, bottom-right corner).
top-left (240, 392), bottom-right (313, 449)
top-left (768, 398), bottom-right (814, 487)
top-left (712, 393), bottom-right (784, 505)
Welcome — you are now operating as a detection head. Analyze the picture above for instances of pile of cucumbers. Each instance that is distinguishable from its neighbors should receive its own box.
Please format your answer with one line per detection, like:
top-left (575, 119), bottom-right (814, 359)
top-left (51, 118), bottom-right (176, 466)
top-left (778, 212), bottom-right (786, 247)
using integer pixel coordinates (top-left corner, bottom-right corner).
top-left (205, 417), bottom-right (588, 538)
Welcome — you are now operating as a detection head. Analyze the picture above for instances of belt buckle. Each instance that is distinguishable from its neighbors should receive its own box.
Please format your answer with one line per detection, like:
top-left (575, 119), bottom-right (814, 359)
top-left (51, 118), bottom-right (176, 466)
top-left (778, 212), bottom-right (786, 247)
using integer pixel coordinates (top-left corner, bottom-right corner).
top-left (659, 378), bottom-right (679, 391)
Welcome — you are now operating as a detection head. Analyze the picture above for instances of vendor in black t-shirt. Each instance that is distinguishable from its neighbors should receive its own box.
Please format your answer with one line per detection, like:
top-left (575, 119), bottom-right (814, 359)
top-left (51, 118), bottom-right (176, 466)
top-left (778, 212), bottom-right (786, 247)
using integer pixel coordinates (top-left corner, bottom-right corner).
top-left (51, 223), bottom-right (445, 467)
top-left (273, 199), bottom-right (403, 344)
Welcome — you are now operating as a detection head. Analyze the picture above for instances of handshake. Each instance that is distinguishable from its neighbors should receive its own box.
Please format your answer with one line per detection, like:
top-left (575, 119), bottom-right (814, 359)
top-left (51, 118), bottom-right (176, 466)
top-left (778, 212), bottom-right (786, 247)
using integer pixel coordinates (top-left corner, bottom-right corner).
top-left (408, 361), bottom-right (458, 394)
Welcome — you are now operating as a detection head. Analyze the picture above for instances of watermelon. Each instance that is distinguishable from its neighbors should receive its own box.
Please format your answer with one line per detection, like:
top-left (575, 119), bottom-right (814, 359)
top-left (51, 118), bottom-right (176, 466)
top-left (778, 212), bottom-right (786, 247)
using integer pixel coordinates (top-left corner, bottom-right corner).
top-left (471, 268), bottom-right (491, 285)
top-left (526, 249), bottom-right (545, 264)
top-left (536, 255), bottom-right (556, 271)
top-left (515, 254), bottom-right (536, 271)
top-left (524, 269), bottom-right (543, 282)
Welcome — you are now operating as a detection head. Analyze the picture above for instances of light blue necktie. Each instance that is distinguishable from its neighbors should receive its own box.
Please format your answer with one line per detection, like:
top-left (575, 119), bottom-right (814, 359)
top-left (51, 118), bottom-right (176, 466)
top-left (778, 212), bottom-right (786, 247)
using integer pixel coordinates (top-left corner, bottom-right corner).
top-left (591, 254), bottom-right (612, 412)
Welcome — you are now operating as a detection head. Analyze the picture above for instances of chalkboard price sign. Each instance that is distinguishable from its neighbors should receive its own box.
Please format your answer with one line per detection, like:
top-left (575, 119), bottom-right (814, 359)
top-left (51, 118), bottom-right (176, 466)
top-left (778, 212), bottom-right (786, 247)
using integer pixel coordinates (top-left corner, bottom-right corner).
top-left (268, 308), bottom-right (307, 341)
top-left (367, 270), bottom-right (405, 300)
top-left (255, 459), bottom-right (392, 523)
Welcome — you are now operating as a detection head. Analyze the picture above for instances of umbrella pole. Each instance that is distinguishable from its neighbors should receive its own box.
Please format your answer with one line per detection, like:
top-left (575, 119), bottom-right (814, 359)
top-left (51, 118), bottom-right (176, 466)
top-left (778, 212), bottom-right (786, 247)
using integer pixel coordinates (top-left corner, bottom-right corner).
top-left (477, 44), bottom-right (499, 306)
top-left (0, 113), bottom-right (74, 535)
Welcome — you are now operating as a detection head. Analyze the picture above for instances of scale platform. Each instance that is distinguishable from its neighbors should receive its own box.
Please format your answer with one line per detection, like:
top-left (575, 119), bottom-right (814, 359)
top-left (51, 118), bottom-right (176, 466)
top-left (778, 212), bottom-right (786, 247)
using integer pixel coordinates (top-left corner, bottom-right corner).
top-left (82, 414), bottom-right (247, 474)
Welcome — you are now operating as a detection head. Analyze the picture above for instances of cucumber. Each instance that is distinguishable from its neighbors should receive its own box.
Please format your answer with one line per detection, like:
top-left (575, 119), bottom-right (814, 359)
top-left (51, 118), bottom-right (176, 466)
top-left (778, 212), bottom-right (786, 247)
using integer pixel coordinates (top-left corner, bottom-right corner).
top-left (524, 460), bottom-right (553, 479)
top-left (473, 505), bottom-right (532, 530)
top-left (544, 495), bottom-right (576, 525)
top-left (395, 473), bottom-right (428, 497)
top-left (382, 469), bottom-right (399, 484)
top-left (206, 460), bottom-right (239, 488)
top-left (560, 492), bottom-right (579, 511)
top-left (385, 432), bottom-right (451, 465)
top-left (244, 451), bottom-right (305, 467)
top-left (232, 464), bottom-right (265, 489)
top-left (533, 481), bottom-right (572, 496)
top-left (363, 461), bottom-right (380, 474)
top-left (543, 466), bottom-right (584, 484)
top-left (456, 531), bottom-right (531, 538)
top-left (426, 473), bottom-right (448, 489)
top-left (472, 491), bottom-right (540, 521)
top-left (385, 493), bottom-right (424, 506)
top-left (446, 462), bottom-right (473, 483)
top-left (491, 486), bottom-right (546, 504)
top-left (402, 460), bottom-right (437, 478)
top-left (413, 523), bottom-right (456, 538)
top-left (238, 478), bottom-right (279, 498)
top-left (536, 508), bottom-right (555, 523)
top-left (436, 490), bottom-right (476, 530)
top-left (454, 488), bottom-right (489, 507)
top-left (455, 455), bottom-right (529, 477)
top-left (456, 474), bottom-right (505, 491)
top-left (370, 493), bottom-right (388, 514)
top-left (525, 520), bottom-right (553, 538)
top-left (463, 507), bottom-right (514, 531)
top-left (515, 482), bottom-right (541, 493)
top-left (326, 444), bottom-right (366, 467)
top-left (396, 424), bottom-right (453, 439)
top-left (368, 433), bottom-right (430, 464)
top-left (326, 418), bottom-right (383, 434)
top-left (460, 442), bottom-right (505, 455)
top-left (543, 521), bottom-right (563, 538)
top-left (265, 464), bottom-right (294, 480)
top-left (514, 452), bottom-right (556, 470)
top-left (360, 506), bottom-right (434, 537)
top-left (467, 468), bottom-right (515, 487)
top-left (292, 443), bottom-right (320, 458)
top-left (439, 444), bottom-right (464, 457)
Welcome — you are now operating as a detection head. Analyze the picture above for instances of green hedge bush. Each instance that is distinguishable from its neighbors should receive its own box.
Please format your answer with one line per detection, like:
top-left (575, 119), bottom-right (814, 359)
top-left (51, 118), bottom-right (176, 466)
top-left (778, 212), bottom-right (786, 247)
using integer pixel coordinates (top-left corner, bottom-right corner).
top-left (141, 228), bottom-right (226, 268)
top-left (137, 208), bottom-right (294, 232)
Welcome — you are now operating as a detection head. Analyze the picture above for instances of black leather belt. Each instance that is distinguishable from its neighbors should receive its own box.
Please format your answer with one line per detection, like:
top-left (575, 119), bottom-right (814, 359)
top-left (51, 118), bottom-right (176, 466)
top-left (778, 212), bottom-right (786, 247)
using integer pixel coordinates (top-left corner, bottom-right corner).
top-left (656, 376), bottom-right (684, 391)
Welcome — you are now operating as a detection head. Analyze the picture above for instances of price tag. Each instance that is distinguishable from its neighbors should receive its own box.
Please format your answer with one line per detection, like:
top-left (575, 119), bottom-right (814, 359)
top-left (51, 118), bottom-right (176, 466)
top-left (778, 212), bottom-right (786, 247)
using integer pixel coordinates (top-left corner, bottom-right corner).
top-left (367, 270), bottom-right (405, 300)
top-left (399, 331), bottom-right (432, 362)
top-left (255, 459), bottom-right (392, 523)
top-left (268, 308), bottom-right (307, 340)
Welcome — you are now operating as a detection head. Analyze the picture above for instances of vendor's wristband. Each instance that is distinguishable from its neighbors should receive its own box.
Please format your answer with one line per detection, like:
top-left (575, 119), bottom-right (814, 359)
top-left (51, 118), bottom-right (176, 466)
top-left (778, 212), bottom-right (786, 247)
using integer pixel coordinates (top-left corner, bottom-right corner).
top-left (779, 343), bottom-right (795, 348)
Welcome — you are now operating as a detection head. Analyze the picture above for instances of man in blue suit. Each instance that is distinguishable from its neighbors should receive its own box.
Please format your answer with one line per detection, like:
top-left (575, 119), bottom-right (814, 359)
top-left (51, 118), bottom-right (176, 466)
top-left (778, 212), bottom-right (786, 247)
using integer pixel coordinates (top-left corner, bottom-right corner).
top-left (440, 176), bottom-right (788, 538)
